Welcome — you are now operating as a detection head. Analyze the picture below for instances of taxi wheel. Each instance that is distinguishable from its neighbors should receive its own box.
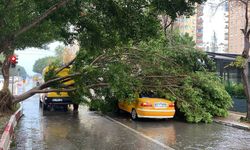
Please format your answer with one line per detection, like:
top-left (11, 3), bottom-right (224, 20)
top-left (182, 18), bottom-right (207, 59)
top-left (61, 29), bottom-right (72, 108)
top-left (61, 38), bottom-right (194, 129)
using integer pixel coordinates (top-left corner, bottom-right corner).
top-left (131, 109), bottom-right (138, 120)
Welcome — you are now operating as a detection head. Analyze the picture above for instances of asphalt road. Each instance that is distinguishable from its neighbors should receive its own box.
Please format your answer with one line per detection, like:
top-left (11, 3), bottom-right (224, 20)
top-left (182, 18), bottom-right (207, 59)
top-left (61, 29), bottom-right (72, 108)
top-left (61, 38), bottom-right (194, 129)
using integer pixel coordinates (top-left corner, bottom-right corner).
top-left (109, 112), bottom-right (250, 150)
top-left (11, 96), bottom-right (168, 150)
top-left (11, 81), bottom-right (250, 150)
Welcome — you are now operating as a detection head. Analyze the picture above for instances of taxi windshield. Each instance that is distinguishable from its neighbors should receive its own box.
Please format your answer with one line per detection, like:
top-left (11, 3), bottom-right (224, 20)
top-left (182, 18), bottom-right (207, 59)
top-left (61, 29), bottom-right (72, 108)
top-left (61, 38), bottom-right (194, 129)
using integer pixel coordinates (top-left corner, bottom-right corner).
top-left (139, 91), bottom-right (161, 98)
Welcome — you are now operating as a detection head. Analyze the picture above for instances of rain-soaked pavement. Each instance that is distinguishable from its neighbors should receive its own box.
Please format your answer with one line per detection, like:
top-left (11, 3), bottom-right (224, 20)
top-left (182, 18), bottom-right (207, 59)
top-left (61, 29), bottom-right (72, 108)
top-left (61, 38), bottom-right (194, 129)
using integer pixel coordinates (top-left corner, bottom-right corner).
top-left (11, 96), bottom-right (166, 150)
top-left (109, 113), bottom-right (250, 150)
top-left (11, 82), bottom-right (250, 150)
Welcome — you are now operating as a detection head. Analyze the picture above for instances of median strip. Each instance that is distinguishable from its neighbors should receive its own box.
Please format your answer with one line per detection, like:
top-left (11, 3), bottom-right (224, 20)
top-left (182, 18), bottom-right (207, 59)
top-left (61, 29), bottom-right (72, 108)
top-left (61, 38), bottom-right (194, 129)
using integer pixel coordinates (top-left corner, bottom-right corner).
top-left (0, 106), bottom-right (23, 150)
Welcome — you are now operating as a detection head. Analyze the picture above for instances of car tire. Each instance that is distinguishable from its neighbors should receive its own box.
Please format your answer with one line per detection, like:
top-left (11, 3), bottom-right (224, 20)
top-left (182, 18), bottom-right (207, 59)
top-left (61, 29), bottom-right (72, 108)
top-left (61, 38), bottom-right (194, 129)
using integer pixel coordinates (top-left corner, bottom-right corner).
top-left (43, 103), bottom-right (48, 111)
top-left (63, 105), bottom-right (68, 112)
top-left (131, 109), bottom-right (138, 120)
top-left (39, 100), bottom-right (42, 108)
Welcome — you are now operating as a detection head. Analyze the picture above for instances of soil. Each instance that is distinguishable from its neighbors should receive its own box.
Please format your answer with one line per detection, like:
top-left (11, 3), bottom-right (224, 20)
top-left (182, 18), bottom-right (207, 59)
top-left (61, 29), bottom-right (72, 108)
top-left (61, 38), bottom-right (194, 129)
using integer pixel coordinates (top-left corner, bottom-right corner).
top-left (0, 112), bottom-right (12, 137)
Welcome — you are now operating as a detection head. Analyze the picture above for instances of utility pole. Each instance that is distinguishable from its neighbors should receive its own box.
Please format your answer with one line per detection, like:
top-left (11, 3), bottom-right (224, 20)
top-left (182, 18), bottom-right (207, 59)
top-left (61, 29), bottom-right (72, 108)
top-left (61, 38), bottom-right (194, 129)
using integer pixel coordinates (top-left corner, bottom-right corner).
top-left (11, 68), bottom-right (14, 94)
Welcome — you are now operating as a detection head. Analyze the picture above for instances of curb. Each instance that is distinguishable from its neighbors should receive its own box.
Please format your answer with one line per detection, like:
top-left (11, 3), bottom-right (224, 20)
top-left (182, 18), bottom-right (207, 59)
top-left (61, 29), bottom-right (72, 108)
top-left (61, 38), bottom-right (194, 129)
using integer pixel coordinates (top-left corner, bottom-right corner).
top-left (0, 106), bottom-right (23, 150)
top-left (213, 119), bottom-right (250, 131)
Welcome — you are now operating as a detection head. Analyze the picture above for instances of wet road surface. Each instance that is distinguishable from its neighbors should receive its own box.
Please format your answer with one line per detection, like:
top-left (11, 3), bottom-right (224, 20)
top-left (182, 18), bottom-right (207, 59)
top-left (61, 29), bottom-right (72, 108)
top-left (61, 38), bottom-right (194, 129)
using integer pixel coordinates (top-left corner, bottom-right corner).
top-left (12, 81), bottom-right (250, 150)
top-left (12, 96), bottom-right (167, 150)
top-left (109, 112), bottom-right (250, 150)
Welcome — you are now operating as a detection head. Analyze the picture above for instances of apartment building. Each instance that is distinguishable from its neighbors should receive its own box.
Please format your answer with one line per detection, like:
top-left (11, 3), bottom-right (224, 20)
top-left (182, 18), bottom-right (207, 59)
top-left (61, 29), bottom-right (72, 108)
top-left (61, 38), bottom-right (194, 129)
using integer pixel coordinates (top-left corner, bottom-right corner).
top-left (175, 0), bottom-right (229, 53)
top-left (228, 0), bottom-right (248, 54)
top-left (175, 13), bottom-right (197, 42)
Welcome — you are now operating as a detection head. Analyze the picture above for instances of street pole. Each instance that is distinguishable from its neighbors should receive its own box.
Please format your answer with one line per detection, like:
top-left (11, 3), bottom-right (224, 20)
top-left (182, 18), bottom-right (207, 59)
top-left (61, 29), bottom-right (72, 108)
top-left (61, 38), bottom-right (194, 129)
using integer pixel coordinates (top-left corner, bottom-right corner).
top-left (17, 68), bottom-right (20, 82)
top-left (11, 70), bottom-right (14, 94)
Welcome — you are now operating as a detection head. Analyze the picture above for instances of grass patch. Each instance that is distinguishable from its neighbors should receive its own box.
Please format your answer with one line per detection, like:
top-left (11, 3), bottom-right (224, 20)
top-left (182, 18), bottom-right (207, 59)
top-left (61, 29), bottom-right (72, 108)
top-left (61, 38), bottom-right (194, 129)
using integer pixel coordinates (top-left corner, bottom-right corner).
top-left (0, 112), bottom-right (12, 137)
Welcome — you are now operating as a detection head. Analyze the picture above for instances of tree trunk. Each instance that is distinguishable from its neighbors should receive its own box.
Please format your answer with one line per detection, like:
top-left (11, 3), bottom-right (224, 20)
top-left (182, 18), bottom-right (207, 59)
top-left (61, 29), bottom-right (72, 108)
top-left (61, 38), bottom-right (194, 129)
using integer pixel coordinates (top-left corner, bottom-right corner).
top-left (242, 36), bottom-right (250, 120)
top-left (0, 56), bottom-right (13, 112)
top-left (242, 63), bottom-right (250, 119)
top-left (2, 57), bottom-right (10, 90)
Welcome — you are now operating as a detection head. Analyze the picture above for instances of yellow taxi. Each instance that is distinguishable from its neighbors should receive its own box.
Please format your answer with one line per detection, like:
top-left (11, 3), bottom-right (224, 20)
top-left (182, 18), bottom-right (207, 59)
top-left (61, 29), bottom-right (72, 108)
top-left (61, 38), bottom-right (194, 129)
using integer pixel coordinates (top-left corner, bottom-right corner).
top-left (40, 67), bottom-right (75, 111)
top-left (118, 92), bottom-right (175, 120)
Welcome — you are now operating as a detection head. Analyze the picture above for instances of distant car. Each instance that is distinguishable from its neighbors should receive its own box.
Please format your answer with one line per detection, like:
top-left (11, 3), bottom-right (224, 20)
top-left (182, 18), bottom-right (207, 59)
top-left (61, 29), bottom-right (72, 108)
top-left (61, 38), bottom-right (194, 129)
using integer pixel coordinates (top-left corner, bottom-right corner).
top-left (118, 93), bottom-right (175, 120)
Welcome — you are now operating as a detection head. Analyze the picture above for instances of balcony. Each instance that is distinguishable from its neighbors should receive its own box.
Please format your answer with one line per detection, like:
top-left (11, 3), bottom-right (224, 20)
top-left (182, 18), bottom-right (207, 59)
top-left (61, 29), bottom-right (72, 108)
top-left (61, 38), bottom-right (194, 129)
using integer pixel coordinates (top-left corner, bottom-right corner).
top-left (197, 33), bottom-right (203, 37)
top-left (197, 25), bottom-right (203, 30)
top-left (197, 18), bottom-right (203, 24)
top-left (197, 12), bottom-right (203, 16)
top-left (196, 39), bottom-right (203, 44)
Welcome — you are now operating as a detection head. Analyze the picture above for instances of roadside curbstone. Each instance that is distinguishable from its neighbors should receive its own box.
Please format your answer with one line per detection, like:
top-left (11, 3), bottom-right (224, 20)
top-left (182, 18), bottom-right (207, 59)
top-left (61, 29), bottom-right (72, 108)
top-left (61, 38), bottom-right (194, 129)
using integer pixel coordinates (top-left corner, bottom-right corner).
top-left (213, 119), bottom-right (250, 131)
top-left (0, 106), bottom-right (23, 150)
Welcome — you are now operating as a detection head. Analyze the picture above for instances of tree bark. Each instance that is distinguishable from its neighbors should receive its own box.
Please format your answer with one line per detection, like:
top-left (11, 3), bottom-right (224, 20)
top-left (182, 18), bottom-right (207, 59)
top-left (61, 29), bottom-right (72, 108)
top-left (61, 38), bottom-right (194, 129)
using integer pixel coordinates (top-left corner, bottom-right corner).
top-left (242, 62), bottom-right (250, 119)
top-left (242, 36), bottom-right (250, 120)
top-left (239, 0), bottom-right (250, 120)
top-left (13, 87), bottom-right (75, 104)
top-left (0, 56), bottom-right (13, 112)
top-left (2, 57), bottom-right (10, 90)
top-left (14, 0), bottom-right (70, 38)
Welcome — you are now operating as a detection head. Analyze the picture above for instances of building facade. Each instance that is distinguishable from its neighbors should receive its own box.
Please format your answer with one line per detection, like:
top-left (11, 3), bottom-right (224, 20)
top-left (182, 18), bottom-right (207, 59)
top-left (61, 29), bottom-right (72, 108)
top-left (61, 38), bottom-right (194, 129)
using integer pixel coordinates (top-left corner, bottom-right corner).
top-left (175, 13), bottom-right (197, 42)
top-left (228, 0), bottom-right (248, 54)
top-left (175, 0), bottom-right (229, 53)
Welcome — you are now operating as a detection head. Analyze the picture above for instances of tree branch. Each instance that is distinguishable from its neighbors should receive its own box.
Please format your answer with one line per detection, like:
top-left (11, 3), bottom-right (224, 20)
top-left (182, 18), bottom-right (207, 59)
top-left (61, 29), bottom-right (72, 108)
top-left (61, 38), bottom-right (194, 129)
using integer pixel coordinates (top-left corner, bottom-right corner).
top-left (247, 29), bottom-right (250, 38)
top-left (14, 0), bottom-right (70, 38)
top-left (58, 83), bottom-right (75, 88)
top-left (55, 57), bottom-right (76, 74)
top-left (143, 85), bottom-right (180, 88)
top-left (32, 88), bottom-right (76, 94)
top-left (90, 54), bottom-right (106, 66)
top-left (86, 83), bottom-right (109, 89)
top-left (210, 0), bottom-right (227, 17)
top-left (239, 0), bottom-right (247, 5)
top-left (241, 29), bottom-right (245, 34)
top-left (244, 0), bottom-right (249, 35)
top-left (13, 87), bottom-right (75, 103)
top-left (164, 19), bottom-right (174, 30)
top-left (143, 75), bottom-right (187, 78)
top-left (40, 73), bottom-right (80, 89)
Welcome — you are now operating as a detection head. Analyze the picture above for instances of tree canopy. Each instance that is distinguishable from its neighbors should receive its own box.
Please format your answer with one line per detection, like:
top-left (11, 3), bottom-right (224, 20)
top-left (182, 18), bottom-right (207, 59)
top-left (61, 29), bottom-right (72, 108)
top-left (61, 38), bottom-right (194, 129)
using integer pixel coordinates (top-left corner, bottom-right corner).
top-left (10, 65), bottom-right (27, 78)
top-left (33, 56), bottom-right (57, 74)
top-left (0, 0), bottom-right (206, 55)
top-left (42, 32), bottom-right (232, 123)
top-left (0, 0), bottom-right (233, 124)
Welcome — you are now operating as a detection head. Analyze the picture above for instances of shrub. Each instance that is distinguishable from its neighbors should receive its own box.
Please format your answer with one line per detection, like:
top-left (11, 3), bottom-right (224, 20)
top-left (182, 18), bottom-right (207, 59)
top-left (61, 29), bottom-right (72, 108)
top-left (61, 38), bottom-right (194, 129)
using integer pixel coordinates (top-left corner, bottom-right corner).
top-left (224, 82), bottom-right (246, 98)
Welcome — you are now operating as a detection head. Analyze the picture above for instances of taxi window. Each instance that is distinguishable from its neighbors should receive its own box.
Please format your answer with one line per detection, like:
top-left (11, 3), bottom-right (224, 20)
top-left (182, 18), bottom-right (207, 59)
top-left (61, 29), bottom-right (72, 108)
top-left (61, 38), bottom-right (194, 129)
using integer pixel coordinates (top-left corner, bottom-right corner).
top-left (139, 91), bottom-right (165, 98)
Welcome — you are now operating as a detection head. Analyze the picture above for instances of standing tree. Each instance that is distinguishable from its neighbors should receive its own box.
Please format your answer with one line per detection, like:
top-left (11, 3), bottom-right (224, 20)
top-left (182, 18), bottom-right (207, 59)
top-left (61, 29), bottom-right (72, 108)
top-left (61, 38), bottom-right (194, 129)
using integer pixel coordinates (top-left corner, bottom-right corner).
top-left (0, 0), bottom-right (73, 111)
top-left (33, 57), bottom-right (57, 74)
top-left (226, 0), bottom-right (250, 120)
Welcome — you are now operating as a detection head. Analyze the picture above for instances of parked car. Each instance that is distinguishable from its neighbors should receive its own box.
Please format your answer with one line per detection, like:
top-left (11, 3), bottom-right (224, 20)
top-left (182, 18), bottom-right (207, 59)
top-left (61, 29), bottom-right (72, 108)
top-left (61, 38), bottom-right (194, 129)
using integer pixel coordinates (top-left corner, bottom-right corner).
top-left (118, 92), bottom-right (175, 120)
top-left (40, 66), bottom-right (77, 111)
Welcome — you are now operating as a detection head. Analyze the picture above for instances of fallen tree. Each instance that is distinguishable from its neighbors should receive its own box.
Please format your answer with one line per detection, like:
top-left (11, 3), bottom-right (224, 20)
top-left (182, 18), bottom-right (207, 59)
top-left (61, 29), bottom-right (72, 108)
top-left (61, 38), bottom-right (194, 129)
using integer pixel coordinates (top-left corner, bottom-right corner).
top-left (1, 31), bottom-right (233, 123)
top-left (71, 33), bottom-right (232, 123)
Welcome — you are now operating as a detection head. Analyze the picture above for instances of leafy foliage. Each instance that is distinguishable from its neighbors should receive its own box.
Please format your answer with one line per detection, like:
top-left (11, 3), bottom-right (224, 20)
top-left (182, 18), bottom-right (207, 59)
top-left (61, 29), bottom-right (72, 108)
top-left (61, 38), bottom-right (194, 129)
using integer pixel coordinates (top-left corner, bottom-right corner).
top-left (72, 32), bottom-right (232, 123)
top-left (225, 82), bottom-right (246, 98)
top-left (33, 57), bottom-right (58, 74)
top-left (228, 56), bottom-right (247, 69)
top-left (43, 61), bottom-right (62, 83)
top-left (178, 72), bottom-right (232, 123)
top-left (9, 65), bottom-right (28, 79)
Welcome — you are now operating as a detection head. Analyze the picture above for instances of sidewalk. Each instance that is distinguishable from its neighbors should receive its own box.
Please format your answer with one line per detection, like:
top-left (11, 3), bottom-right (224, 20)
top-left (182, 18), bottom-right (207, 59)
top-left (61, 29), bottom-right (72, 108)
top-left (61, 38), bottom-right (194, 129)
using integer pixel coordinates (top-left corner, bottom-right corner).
top-left (213, 111), bottom-right (250, 131)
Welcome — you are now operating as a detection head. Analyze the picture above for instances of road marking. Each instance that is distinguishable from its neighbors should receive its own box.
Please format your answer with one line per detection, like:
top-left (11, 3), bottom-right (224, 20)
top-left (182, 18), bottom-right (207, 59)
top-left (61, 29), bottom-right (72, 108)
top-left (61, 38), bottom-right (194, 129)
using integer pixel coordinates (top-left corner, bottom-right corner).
top-left (103, 115), bottom-right (174, 150)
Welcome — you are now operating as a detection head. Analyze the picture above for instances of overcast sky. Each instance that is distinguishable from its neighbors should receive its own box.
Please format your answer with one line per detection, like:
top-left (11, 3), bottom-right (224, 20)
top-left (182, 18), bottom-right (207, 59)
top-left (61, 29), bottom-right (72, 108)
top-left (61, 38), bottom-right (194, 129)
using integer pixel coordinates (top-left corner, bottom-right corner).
top-left (15, 42), bottom-right (63, 76)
